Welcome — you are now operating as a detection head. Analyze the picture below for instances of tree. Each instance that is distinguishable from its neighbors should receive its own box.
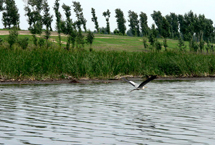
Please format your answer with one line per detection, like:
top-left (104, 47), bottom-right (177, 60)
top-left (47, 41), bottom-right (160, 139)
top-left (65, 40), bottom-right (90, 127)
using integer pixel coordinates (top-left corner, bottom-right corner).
top-left (128, 10), bottom-right (140, 36)
top-left (2, 0), bottom-right (20, 29)
top-left (43, 0), bottom-right (53, 48)
top-left (91, 8), bottom-right (99, 33)
top-left (103, 9), bottom-right (111, 34)
top-left (54, 0), bottom-right (62, 48)
top-left (178, 35), bottom-right (186, 51)
top-left (25, 0), bottom-right (43, 46)
top-left (139, 12), bottom-right (149, 36)
top-left (183, 11), bottom-right (195, 41)
top-left (73, 1), bottom-right (87, 32)
top-left (0, 0), bottom-right (3, 11)
top-left (151, 11), bottom-right (163, 36)
top-left (8, 27), bottom-right (18, 48)
top-left (148, 24), bottom-right (157, 46)
top-left (165, 13), bottom-right (179, 38)
top-left (62, 3), bottom-right (75, 50)
top-left (143, 37), bottom-right (148, 49)
top-left (204, 19), bottom-right (214, 43)
top-left (161, 17), bottom-right (170, 51)
top-left (86, 30), bottom-right (94, 51)
top-left (115, 8), bottom-right (126, 35)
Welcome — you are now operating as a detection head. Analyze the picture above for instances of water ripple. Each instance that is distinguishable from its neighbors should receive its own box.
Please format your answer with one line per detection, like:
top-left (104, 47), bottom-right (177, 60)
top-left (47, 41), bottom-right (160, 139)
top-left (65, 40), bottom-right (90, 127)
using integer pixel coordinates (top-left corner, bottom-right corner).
top-left (0, 81), bottom-right (215, 144)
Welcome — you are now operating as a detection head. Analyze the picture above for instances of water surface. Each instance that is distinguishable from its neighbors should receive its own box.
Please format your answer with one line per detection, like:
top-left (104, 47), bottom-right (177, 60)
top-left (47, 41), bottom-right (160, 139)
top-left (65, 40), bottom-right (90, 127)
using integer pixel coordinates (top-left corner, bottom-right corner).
top-left (0, 80), bottom-right (215, 144)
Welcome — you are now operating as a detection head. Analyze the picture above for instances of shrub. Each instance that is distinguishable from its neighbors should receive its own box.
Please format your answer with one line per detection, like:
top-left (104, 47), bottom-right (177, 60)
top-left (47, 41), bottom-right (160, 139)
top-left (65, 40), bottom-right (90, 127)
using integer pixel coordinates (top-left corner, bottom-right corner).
top-left (17, 37), bottom-right (29, 49)
top-left (7, 28), bottom-right (18, 48)
top-left (155, 41), bottom-right (162, 51)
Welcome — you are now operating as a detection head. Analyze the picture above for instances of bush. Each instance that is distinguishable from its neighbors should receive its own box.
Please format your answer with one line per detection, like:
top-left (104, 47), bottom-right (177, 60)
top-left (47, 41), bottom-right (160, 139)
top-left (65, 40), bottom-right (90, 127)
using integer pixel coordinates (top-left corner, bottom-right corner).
top-left (17, 37), bottom-right (29, 49)
top-left (0, 38), bottom-right (3, 45)
top-left (8, 28), bottom-right (18, 48)
top-left (155, 41), bottom-right (162, 51)
top-left (143, 37), bottom-right (148, 49)
top-left (38, 38), bottom-right (45, 48)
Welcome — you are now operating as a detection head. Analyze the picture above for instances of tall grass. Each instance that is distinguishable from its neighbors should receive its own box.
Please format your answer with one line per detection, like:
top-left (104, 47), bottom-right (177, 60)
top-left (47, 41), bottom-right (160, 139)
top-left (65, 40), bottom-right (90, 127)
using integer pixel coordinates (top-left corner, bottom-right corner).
top-left (0, 48), bottom-right (215, 80)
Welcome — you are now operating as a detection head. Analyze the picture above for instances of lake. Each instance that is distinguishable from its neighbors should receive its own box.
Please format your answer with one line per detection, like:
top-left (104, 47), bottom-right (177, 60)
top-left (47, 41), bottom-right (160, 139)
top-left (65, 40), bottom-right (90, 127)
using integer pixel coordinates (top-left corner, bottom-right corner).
top-left (0, 80), bottom-right (215, 145)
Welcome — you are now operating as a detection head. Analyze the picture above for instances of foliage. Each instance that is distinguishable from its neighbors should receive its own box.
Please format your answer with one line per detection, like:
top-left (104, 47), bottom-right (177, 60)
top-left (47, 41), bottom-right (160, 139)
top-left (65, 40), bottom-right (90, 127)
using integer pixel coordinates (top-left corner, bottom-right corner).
top-left (128, 10), bottom-right (140, 36)
top-left (1, 49), bottom-right (215, 80)
top-left (151, 11), bottom-right (163, 36)
top-left (163, 38), bottom-right (168, 51)
top-left (161, 17), bottom-right (170, 38)
top-left (165, 13), bottom-right (179, 38)
top-left (73, 1), bottom-right (87, 32)
top-left (155, 40), bottom-right (162, 51)
top-left (86, 30), bottom-right (94, 49)
top-left (54, 0), bottom-right (62, 48)
top-left (178, 35), bottom-right (186, 51)
top-left (103, 9), bottom-right (111, 34)
top-left (43, 0), bottom-right (53, 47)
top-left (17, 37), bottom-right (29, 49)
top-left (25, 0), bottom-right (43, 35)
top-left (2, 0), bottom-right (20, 29)
top-left (142, 37), bottom-right (148, 49)
top-left (199, 39), bottom-right (205, 52)
top-left (91, 8), bottom-right (99, 33)
top-left (7, 27), bottom-right (18, 48)
top-left (0, 0), bottom-right (3, 11)
top-left (62, 3), bottom-right (75, 50)
top-left (0, 38), bottom-right (3, 45)
top-left (148, 24), bottom-right (157, 46)
top-left (38, 37), bottom-right (45, 48)
top-left (139, 12), bottom-right (149, 36)
top-left (115, 9), bottom-right (126, 35)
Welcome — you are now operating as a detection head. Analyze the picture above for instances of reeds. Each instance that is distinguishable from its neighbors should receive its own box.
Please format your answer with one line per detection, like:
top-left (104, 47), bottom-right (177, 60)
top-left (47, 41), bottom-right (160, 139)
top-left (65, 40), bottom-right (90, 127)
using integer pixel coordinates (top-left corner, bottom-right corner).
top-left (0, 48), bottom-right (215, 80)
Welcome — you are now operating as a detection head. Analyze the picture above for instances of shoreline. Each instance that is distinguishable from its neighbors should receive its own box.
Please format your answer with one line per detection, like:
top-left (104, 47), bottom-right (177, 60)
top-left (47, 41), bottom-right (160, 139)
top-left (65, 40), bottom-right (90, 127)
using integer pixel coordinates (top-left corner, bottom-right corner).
top-left (1, 76), bottom-right (215, 85)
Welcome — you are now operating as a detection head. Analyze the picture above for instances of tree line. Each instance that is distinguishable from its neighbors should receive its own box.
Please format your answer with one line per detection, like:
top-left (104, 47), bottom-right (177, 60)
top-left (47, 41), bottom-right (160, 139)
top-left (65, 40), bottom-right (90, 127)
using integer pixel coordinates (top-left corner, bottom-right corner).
top-left (0, 0), bottom-right (215, 52)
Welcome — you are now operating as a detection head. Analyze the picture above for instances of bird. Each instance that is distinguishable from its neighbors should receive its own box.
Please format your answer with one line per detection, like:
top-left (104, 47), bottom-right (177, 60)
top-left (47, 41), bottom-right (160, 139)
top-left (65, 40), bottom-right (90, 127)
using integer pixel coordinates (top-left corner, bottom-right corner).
top-left (123, 75), bottom-right (157, 92)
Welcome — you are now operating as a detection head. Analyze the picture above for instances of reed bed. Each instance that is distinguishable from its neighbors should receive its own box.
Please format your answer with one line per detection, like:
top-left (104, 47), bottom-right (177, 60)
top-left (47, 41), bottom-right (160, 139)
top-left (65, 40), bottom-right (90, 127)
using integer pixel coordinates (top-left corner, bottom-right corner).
top-left (0, 48), bottom-right (215, 80)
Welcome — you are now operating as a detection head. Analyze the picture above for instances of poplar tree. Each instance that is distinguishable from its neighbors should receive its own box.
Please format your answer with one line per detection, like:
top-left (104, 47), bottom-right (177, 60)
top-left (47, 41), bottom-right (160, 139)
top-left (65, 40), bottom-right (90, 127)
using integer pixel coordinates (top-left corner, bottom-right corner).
top-left (0, 0), bottom-right (3, 11)
top-left (62, 3), bottom-right (76, 50)
top-left (115, 8), bottom-right (126, 35)
top-left (103, 9), bottom-right (111, 34)
top-left (139, 12), bottom-right (149, 36)
top-left (24, 0), bottom-right (43, 46)
top-left (165, 13), bottom-right (179, 38)
top-left (161, 17), bottom-right (170, 50)
top-left (43, 0), bottom-right (53, 48)
top-left (151, 11), bottom-right (163, 36)
top-left (128, 10), bottom-right (140, 36)
top-left (73, 1), bottom-right (85, 48)
top-left (73, 1), bottom-right (87, 32)
top-left (2, 0), bottom-right (20, 29)
top-left (91, 8), bottom-right (99, 33)
top-left (54, 0), bottom-right (62, 48)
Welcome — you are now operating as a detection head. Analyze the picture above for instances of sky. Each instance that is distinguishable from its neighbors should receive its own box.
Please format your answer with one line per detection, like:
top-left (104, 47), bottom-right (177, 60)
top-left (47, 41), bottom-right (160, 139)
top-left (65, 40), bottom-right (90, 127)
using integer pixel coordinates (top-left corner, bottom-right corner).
top-left (1, 0), bottom-right (215, 31)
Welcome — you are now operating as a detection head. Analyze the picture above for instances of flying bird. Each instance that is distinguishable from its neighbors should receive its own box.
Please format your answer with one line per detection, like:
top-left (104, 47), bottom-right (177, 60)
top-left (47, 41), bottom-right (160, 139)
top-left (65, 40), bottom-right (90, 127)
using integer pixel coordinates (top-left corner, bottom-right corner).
top-left (123, 75), bottom-right (157, 92)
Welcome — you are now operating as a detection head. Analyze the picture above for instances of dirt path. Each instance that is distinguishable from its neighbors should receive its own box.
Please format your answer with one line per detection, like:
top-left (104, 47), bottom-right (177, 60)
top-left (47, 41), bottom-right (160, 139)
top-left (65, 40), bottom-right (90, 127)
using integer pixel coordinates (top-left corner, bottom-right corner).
top-left (0, 30), bottom-right (66, 36)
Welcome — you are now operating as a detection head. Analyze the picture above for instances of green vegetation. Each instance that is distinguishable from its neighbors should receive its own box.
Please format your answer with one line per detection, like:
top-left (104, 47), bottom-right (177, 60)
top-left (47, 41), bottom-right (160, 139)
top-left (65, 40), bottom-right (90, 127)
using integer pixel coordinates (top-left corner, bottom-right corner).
top-left (0, 48), bottom-right (215, 80)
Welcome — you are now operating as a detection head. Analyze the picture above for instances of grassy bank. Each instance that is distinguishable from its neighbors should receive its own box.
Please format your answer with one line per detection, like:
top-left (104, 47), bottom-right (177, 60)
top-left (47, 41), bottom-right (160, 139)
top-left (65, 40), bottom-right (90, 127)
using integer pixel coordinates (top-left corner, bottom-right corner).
top-left (0, 48), bottom-right (215, 80)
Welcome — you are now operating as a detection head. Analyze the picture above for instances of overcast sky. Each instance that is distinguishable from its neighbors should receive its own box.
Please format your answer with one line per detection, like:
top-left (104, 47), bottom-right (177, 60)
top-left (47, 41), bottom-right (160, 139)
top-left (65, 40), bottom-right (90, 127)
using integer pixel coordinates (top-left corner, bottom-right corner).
top-left (1, 0), bottom-right (215, 31)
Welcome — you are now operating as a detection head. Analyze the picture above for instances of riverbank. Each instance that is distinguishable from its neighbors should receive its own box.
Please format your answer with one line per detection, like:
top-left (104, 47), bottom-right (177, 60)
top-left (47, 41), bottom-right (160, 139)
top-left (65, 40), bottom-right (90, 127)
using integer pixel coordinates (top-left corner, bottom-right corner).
top-left (1, 76), bottom-right (215, 85)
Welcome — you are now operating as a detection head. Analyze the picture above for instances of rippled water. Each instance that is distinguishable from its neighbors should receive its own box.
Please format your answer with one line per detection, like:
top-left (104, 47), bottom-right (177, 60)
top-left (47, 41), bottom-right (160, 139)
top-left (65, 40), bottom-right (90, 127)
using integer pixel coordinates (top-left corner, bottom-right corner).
top-left (0, 80), bottom-right (215, 145)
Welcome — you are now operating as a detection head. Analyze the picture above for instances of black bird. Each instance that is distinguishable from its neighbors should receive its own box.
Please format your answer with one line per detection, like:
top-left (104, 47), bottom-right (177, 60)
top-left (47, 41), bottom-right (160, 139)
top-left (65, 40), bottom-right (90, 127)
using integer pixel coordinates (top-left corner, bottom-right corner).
top-left (123, 75), bottom-right (157, 92)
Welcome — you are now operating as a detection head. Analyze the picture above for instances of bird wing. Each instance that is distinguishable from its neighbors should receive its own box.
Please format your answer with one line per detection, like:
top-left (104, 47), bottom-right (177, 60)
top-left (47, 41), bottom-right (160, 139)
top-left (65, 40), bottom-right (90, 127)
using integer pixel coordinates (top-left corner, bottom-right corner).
top-left (138, 75), bottom-right (157, 88)
top-left (123, 78), bottom-right (138, 88)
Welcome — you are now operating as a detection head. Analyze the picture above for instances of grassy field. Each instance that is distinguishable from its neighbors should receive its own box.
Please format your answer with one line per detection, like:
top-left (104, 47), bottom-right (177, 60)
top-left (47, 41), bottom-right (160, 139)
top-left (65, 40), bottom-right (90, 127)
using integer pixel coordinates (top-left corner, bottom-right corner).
top-left (0, 30), bottom-right (190, 52)
top-left (0, 31), bottom-right (215, 80)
